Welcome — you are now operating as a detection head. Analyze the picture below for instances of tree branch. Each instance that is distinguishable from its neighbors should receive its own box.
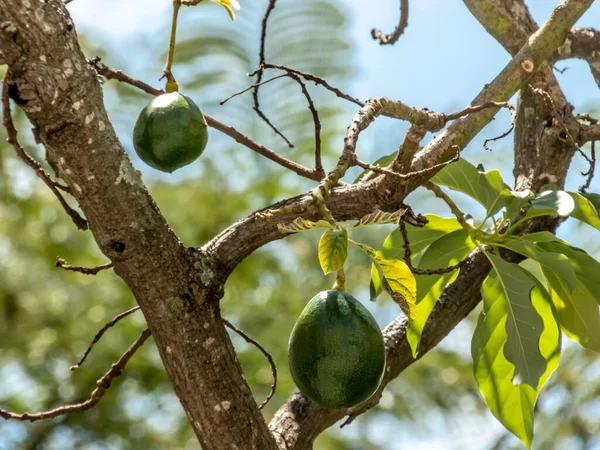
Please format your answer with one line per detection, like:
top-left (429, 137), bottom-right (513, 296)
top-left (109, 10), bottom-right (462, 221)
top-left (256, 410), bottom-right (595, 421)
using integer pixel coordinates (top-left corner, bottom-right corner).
top-left (552, 27), bottom-right (600, 88)
top-left (371, 0), bottom-right (409, 45)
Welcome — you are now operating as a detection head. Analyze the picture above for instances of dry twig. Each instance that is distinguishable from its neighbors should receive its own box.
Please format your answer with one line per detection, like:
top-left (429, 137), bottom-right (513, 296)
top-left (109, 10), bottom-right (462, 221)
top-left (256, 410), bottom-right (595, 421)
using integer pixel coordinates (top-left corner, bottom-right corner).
top-left (223, 319), bottom-right (277, 410)
top-left (372, 0), bottom-right (409, 45)
top-left (56, 257), bottom-right (113, 275)
top-left (0, 329), bottom-right (151, 422)
top-left (1, 73), bottom-right (88, 230)
top-left (71, 306), bottom-right (141, 370)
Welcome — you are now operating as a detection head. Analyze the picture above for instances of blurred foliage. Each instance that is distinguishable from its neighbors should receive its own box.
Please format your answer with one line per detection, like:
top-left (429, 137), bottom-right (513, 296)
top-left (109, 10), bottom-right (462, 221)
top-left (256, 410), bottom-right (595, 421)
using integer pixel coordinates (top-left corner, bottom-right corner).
top-left (1, 0), bottom-right (600, 449)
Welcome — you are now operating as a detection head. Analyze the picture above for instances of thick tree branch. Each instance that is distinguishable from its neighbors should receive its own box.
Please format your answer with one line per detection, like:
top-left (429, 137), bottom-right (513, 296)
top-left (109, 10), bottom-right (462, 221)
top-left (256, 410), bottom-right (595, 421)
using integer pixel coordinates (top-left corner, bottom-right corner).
top-left (267, 1), bottom-right (593, 447)
top-left (0, 2), bottom-right (279, 449)
top-left (552, 27), bottom-right (600, 88)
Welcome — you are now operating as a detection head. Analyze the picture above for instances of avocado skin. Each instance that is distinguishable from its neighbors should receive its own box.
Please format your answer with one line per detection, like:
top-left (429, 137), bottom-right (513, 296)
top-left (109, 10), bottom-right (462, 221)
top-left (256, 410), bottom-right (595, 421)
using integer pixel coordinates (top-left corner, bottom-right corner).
top-left (288, 290), bottom-right (386, 409)
top-left (133, 92), bottom-right (208, 173)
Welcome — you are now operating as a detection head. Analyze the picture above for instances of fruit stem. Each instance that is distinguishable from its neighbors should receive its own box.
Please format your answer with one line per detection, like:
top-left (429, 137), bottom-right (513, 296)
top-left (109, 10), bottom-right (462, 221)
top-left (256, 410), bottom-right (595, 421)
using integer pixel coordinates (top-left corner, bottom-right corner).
top-left (332, 267), bottom-right (346, 291)
top-left (162, 0), bottom-right (182, 92)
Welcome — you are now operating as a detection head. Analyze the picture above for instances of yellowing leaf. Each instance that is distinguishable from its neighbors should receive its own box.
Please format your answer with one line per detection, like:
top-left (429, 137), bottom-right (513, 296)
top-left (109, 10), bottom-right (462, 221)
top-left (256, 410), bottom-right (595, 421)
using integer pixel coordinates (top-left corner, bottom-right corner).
top-left (318, 229), bottom-right (348, 275)
top-left (373, 257), bottom-right (416, 319)
top-left (211, 0), bottom-right (240, 20)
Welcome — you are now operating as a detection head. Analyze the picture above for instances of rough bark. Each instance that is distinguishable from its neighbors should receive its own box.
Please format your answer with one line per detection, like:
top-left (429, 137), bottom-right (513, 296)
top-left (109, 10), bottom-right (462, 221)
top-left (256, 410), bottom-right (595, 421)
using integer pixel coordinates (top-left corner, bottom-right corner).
top-left (0, 2), bottom-right (278, 449)
top-left (0, 0), bottom-right (595, 449)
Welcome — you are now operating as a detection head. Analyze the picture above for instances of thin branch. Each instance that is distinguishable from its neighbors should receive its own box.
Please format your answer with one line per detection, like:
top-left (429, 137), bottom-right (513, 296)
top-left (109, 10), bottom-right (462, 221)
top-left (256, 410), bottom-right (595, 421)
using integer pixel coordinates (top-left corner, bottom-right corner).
top-left (399, 221), bottom-right (465, 275)
top-left (1, 74), bottom-right (88, 231)
top-left (71, 306), bottom-right (141, 370)
top-left (286, 72), bottom-right (323, 175)
top-left (220, 74), bottom-right (288, 105)
top-left (0, 329), bottom-right (151, 422)
top-left (580, 140), bottom-right (596, 193)
top-left (258, 63), bottom-right (363, 107)
top-left (483, 103), bottom-right (517, 151)
top-left (223, 319), bottom-right (277, 410)
top-left (355, 147), bottom-right (460, 182)
top-left (251, 0), bottom-right (293, 147)
top-left (89, 59), bottom-right (323, 182)
top-left (371, 0), bottom-right (409, 45)
top-left (56, 257), bottom-right (113, 275)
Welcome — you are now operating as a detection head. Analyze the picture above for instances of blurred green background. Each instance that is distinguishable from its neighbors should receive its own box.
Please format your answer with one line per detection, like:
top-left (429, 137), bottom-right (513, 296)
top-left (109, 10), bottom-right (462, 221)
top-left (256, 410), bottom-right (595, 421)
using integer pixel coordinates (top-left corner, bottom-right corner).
top-left (1, 0), bottom-right (600, 449)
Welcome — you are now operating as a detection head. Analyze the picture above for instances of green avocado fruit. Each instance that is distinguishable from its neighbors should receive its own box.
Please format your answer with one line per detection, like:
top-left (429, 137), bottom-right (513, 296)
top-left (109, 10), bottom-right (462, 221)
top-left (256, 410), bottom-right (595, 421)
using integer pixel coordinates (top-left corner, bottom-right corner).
top-left (133, 92), bottom-right (208, 173)
top-left (288, 290), bottom-right (386, 409)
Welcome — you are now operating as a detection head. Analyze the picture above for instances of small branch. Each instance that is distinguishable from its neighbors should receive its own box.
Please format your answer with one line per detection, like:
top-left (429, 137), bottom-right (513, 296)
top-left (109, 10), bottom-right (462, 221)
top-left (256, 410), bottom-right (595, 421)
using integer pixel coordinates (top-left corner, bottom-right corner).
top-left (354, 147), bottom-right (460, 182)
top-left (286, 72), bottom-right (323, 175)
top-left (423, 181), bottom-right (472, 232)
top-left (223, 319), bottom-right (277, 410)
top-left (0, 329), bottom-right (151, 422)
top-left (399, 221), bottom-right (465, 275)
top-left (483, 103), bottom-right (517, 151)
top-left (56, 257), bottom-right (113, 275)
top-left (552, 27), bottom-right (600, 88)
top-left (371, 0), bottom-right (409, 45)
top-left (220, 74), bottom-right (288, 105)
top-left (580, 140), bottom-right (596, 193)
top-left (71, 306), bottom-right (141, 370)
top-left (2, 74), bottom-right (88, 231)
top-left (251, 0), bottom-right (293, 147)
top-left (258, 63), bottom-right (364, 107)
top-left (89, 59), bottom-right (322, 182)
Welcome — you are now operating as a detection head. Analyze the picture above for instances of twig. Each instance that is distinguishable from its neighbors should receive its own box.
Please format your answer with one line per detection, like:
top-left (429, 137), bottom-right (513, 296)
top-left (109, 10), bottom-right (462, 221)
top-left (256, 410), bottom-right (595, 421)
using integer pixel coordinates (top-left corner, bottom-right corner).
top-left (354, 147), bottom-right (460, 181)
top-left (371, 0), bottom-right (409, 45)
top-left (399, 221), bottom-right (465, 275)
top-left (532, 87), bottom-right (594, 180)
top-left (222, 71), bottom-right (324, 176)
top-left (71, 306), bottom-right (141, 370)
top-left (482, 103), bottom-right (517, 151)
top-left (251, 0), bottom-right (293, 147)
top-left (88, 59), bottom-right (322, 182)
top-left (2, 73), bottom-right (88, 231)
top-left (0, 329), bottom-right (151, 422)
top-left (257, 63), bottom-right (363, 107)
top-left (580, 140), bottom-right (596, 193)
top-left (159, 0), bottom-right (182, 91)
top-left (286, 72), bottom-right (323, 175)
top-left (220, 74), bottom-right (288, 105)
top-left (223, 319), bottom-right (276, 410)
top-left (56, 257), bottom-right (113, 275)
top-left (423, 181), bottom-right (473, 232)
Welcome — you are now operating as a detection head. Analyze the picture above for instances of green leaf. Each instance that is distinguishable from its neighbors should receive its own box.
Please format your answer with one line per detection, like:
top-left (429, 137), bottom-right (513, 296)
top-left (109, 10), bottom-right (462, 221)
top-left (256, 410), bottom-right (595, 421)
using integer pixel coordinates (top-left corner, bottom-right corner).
top-left (406, 229), bottom-right (476, 356)
top-left (370, 215), bottom-right (462, 299)
top-left (353, 151), bottom-right (397, 183)
top-left (486, 254), bottom-right (547, 387)
top-left (277, 217), bottom-right (333, 233)
top-left (472, 275), bottom-right (560, 449)
top-left (542, 267), bottom-right (600, 351)
top-left (535, 241), bottom-right (600, 306)
top-left (430, 158), bottom-right (505, 210)
top-left (353, 209), bottom-right (405, 228)
top-left (318, 229), bottom-right (348, 274)
top-left (527, 189), bottom-right (575, 217)
top-left (374, 257), bottom-right (416, 318)
top-left (210, 0), bottom-right (241, 20)
top-left (498, 239), bottom-right (577, 292)
top-left (568, 192), bottom-right (600, 230)
top-left (491, 189), bottom-right (533, 218)
top-left (582, 192), bottom-right (600, 211)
